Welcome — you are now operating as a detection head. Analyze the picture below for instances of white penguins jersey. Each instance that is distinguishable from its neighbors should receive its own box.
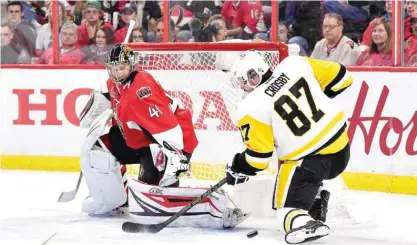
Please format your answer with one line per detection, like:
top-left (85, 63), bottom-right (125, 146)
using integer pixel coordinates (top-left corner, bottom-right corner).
top-left (235, 56), bottom-right (352, 171)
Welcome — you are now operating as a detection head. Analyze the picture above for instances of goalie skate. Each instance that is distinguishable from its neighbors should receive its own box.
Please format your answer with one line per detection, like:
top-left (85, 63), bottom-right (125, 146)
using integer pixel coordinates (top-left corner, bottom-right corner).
top-left (88, 206), bottom-right (129, 217)
top-left (88, 201), bottom-right (129, 218)
top-left (223, 208), bottom-right (250, 228)
top-left (285, 220), bottom-right (330, 244)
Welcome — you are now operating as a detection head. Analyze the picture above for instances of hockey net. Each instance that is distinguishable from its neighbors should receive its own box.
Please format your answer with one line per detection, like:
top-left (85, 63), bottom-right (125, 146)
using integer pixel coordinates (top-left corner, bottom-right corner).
top-left (126, 42), bottom-right (299, 182)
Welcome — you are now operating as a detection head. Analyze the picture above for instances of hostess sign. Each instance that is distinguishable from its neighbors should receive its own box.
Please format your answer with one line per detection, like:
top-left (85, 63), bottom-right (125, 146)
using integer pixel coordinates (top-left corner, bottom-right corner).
top-left (0, 69), bottom-right (416, 177)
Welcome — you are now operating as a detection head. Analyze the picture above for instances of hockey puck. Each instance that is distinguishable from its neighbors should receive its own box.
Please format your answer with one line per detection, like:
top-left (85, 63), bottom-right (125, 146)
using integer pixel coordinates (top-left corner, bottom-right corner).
top-left (246, 230), bottom-right (258, 238)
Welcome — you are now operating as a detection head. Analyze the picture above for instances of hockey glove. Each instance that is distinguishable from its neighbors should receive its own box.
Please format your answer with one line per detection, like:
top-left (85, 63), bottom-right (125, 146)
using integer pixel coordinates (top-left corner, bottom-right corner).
top-left (158, 142), bottom-right (190, 187)
top-left (226, 153), bottom-right (256, 185)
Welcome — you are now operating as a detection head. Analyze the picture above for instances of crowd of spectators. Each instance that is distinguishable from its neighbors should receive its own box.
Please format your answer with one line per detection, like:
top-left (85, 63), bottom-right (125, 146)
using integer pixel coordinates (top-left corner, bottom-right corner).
top-left (1, 0), bottom-right (417, 66)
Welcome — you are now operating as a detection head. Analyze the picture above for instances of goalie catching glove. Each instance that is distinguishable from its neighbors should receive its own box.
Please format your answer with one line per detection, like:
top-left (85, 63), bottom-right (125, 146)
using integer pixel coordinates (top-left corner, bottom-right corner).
top-left (150, 142), bottom-right (190, 187)
top-left (226, 153), bottom-right (256, 185)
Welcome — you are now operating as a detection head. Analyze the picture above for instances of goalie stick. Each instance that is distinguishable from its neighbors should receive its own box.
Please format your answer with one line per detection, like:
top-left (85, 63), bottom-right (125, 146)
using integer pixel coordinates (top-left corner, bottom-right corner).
top-left (58, 172), bottom-right (83, 202)
top-left (123, 20), bottom-right (136, 44)
top-left (122, 177), bottom-right (228, 233)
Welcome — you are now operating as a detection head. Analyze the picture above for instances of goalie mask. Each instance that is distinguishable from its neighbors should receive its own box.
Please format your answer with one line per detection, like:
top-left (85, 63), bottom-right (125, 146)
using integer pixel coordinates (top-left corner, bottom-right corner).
top-left (230, 50), bottom-right (270, 92)
top-left (105, 44), bottom-right (137, 84)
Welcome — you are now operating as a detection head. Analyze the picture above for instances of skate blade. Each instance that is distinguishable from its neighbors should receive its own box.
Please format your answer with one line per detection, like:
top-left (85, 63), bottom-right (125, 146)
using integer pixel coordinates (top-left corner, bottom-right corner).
top-left (285, 225), bottom-right (330, 244)
top-left (235, 213), bottom-right (251, 227)
top-left (88, 209), bottom-right (129, 218)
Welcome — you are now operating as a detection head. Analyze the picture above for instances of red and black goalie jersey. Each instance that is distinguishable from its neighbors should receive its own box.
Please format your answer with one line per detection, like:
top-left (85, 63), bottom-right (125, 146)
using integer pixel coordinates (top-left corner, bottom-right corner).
top-left (106, 70), bottom-right (198, 154)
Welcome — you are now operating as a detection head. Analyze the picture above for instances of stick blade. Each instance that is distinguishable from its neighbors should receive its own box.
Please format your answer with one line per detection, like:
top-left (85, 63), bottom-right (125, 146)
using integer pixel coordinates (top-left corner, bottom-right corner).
top-left (122, 222), bottom-right (162, 234)
top-left (58, 191), bottom-right (76, 202)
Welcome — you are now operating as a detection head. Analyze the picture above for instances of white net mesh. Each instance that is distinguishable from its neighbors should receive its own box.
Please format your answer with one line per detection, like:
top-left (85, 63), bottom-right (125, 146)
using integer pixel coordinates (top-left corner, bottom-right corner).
top-left (126, 43), bottom-right (297, 181)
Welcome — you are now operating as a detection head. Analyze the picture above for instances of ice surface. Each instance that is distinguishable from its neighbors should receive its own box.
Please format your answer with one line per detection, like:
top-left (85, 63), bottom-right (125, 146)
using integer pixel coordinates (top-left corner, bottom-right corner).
top-left (1, 170), bottom-right (416, 245)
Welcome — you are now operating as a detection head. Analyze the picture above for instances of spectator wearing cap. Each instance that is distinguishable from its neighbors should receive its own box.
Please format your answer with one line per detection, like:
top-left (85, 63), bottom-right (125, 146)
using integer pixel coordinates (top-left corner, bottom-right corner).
top-left (310, 13), bottom-right (360, 65)
top-left (1, 24), bottom-right (31, 64)
top-left (114, 3), bottom-right (138, 44)
top-left (37, 22), bottom-right (84, 64)
top-left (77, 0), bottom-right (113, 49)
top-left (6, 1), bottom-right (37, 56)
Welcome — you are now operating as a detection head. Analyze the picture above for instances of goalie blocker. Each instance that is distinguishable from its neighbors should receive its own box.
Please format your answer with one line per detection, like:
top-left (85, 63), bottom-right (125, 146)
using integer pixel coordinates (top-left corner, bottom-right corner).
top-left (127, 179), bottom-right (249, 229)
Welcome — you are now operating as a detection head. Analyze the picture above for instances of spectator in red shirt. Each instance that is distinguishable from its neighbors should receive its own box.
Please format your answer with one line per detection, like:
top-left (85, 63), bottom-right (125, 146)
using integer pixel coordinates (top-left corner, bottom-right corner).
top-left (356, 19), bottom-right (392, 66)
top-left (36, 22), bottom-right (84, 64)
top-left (222, 0), bottom-right (267, 39)
top-left (114, 3), bottom-right (138, 44)
top-left (77, 0), bottom-right (113, 50)
top-left (405, 15), bottom-right (417, 66)
top-left (360, 0), bottom-right (413, 52)
top-left (221, 0), bottom-right (238, 29)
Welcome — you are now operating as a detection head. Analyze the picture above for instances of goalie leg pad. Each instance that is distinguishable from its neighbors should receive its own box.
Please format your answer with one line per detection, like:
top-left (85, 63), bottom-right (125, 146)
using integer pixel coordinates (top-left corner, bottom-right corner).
top-left (127, 180), bottom-right (243, 228)
top-left (80, 146), bottom-right (127, 215)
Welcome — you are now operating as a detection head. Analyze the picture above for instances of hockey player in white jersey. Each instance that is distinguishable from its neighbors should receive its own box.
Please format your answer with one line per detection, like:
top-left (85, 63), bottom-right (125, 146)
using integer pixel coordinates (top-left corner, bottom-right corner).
top-left (225, 51), bottom-right (352, 244)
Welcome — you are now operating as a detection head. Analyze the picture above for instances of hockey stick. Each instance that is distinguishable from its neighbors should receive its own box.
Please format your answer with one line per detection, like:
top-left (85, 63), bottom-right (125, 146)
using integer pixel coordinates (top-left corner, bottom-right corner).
top-left (58, 172), bottom-right (83, 202)
top-left (122, 177), bottom-right (228, 233)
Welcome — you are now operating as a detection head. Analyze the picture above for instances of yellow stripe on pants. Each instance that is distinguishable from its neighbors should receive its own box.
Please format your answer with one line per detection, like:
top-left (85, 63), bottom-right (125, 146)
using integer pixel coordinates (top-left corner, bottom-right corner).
top-left (274, 160), bottom-right (300, 209)
top-left (284, 209), bottom-right (308, 232)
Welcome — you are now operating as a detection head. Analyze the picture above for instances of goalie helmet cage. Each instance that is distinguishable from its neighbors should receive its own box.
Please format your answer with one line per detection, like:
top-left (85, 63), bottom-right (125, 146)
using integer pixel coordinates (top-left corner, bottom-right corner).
top-left (126, 42), bottom-right (298, 182)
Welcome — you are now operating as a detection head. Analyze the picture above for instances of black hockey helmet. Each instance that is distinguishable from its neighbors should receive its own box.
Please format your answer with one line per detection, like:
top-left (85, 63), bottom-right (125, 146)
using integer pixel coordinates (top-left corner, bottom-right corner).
top-left (105, 44), bottom-right (137, 84)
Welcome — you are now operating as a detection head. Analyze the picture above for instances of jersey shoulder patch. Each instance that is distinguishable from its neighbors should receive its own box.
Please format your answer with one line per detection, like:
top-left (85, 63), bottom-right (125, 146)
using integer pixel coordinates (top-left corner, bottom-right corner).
top-left (137, 86), bottom-right (152, 99)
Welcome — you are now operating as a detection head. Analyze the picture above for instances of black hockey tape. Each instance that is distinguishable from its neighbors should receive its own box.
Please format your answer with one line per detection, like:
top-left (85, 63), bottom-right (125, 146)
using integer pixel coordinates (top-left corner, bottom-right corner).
top-left (246, 230), bottom-right (258, 238)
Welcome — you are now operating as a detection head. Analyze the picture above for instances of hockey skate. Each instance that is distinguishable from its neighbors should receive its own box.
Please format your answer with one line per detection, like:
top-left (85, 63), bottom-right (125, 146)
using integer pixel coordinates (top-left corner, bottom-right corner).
top-left (223, 208), bottom-right (250, 228)
top-left (87, 198), bottom-right (129, 217)
top-left (308, 190), bottom-right (330, 222)
top-left (285, 220), bottom-right (330, 244)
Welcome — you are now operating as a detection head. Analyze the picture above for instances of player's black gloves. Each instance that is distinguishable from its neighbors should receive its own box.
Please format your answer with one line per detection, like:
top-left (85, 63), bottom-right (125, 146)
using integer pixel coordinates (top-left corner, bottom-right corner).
top-left (226, 153), bottom-right (256, 185)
